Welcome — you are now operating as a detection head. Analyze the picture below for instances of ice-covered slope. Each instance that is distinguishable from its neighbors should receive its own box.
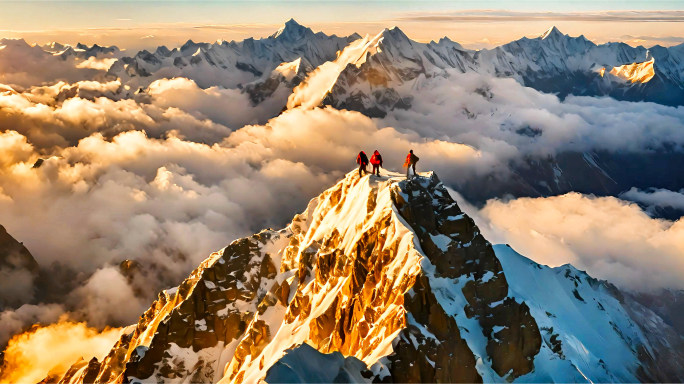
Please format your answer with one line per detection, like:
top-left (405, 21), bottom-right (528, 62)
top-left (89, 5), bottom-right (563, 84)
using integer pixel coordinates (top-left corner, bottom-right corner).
top-left (56, 171), bottom-right (684, 383)
top-left (56, 172), bottom-right (540, 383)
top-left (605, 58), bottom-right (655, 83)
top-left (495, 245), bottom-right (684, 383)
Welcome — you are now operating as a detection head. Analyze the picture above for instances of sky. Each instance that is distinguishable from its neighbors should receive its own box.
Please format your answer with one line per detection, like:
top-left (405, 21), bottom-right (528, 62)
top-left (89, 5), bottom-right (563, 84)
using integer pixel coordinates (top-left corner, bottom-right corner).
top-left (0, 0), bottom-right (683, 50)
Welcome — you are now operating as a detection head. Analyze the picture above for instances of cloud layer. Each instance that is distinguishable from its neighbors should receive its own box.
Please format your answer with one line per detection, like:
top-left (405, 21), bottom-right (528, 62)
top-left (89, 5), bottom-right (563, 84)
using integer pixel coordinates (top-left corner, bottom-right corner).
top-left (620, 187), bottom-right (684, 213)
top-left (379, 71), bottom-right (684, 163)
top-left (455, 191), bottom-right (684, 292)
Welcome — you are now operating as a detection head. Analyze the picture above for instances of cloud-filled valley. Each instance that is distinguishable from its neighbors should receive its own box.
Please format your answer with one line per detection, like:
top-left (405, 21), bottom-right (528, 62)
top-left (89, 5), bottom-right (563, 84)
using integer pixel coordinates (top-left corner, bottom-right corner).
top-left (1, 20), bottom-right (684, 382)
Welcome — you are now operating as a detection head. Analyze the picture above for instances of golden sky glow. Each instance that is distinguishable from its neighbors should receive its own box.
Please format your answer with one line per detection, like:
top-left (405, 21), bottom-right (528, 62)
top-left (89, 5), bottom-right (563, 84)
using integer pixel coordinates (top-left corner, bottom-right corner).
top-left (0, 2), bottom-right (682, 50)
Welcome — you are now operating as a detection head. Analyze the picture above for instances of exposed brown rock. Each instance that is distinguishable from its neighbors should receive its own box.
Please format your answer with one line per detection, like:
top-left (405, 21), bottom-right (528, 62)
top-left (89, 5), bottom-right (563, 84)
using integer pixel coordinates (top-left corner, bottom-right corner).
top-left (391, 174), bottom-right (541, 379)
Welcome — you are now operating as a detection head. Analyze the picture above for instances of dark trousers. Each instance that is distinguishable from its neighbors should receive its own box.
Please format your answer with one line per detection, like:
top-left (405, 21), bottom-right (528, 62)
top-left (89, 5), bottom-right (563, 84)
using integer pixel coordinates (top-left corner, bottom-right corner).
top-left (372, 164), bottom-right (380, 176)
top-left (358, 163), bottom-right (368, 177)
top-left (406, 163), bottom-right (416, 178)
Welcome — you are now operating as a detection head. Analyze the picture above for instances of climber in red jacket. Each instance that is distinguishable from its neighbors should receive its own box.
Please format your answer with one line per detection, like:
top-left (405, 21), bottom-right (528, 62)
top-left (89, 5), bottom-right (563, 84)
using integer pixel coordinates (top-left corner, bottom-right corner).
top-left (356, 151), bottom-right (369, 177)
top-left (369, 150), bottom-right (383, 176)
top-left (404, 149), bottom-right (419, 179)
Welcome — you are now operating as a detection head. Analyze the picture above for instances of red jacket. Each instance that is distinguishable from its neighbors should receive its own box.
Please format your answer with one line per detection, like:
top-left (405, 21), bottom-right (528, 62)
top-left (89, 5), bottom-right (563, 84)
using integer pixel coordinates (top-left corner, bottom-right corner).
top-left (404, 153), bottom-right (419, 167)
top-left (370, 151), bottom-right (383, 166)
top-left (357, 151), bottom-right (369, 165)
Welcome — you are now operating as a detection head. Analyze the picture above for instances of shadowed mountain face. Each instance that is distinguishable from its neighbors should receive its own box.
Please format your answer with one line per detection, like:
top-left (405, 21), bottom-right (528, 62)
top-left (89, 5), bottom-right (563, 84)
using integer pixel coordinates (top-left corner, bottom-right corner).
top-left (456, 150), bottom-right (684, 208)
top-left (0, 225), bottom-right (39, 310)
top-left (54, 172), bottom-right (684, 383)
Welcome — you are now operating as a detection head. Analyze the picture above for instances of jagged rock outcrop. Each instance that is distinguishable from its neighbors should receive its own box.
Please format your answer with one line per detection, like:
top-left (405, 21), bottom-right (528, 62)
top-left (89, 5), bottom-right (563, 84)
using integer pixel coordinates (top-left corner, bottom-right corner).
top-left (57, 171), bottom-right (684, 383)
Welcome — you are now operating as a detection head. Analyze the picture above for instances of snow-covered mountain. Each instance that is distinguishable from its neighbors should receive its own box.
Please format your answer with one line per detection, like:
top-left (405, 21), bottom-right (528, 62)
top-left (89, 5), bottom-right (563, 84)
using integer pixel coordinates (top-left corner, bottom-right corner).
top-left (41, 42), bottom-right (121, 60)
top-left (324, 25), bottom-right (684, 116)
top-left (106, 19), bottom-right (359, 92)
top-left (6, 21), bottom-right (683, 111)
top-left (55, 171), bottom-right (684, 383)
top-left (0, 38), bottom-right (121, 87)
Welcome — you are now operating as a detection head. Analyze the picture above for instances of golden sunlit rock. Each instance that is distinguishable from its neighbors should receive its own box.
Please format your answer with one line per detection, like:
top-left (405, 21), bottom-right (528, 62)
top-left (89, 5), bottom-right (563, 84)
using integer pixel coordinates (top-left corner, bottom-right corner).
top-left (609, 58), bottom-right (656, 83)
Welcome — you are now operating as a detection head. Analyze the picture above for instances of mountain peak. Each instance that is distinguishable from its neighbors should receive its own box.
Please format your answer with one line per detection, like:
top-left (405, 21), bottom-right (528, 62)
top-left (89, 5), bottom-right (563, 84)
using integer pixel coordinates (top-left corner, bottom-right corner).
top-left (0, 38), bottom-right (30, 49)
top-left (180, 39), bottom-right (199, 52)
top-left (380, 26), bottom-right (412, 46)
top-left (540, 26), bottom-right (564, 40)
top-left (56, 170), bottom-right (543, 383)
top-left (383, 26), bottom-right (409, 38)
top-left (271, 18), bottom-right (314, 41)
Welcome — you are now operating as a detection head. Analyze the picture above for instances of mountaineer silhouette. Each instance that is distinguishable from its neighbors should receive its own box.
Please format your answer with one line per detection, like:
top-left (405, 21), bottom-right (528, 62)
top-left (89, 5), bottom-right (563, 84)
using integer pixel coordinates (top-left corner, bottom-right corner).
top-left (370, 150), bottom-right (383, 176)
top-left (356, 151), bottom-right (369, 177)
top-left (404, 149), bottom-right (419, 179)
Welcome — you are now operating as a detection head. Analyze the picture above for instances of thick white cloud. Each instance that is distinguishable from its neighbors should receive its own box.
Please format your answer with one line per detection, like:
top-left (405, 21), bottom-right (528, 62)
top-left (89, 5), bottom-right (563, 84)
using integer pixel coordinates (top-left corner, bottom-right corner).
top-left (0, 304), bottom-right (64, 349)
top-left (147, 77), bottom-right (288, 129)
top-left (379, 71), bottom-right (684, 162)
top-left (0, 39), bottom-right (109, 88)
top-left (620, 187), bottom-right (684, 212)
top-left (460, 192), bottom-right (684, 292)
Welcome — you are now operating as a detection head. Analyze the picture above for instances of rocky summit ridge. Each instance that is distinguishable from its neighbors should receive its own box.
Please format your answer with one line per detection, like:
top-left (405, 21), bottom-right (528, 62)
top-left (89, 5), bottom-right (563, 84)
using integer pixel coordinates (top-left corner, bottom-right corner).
top-left (57, 171), bottom-right (684, 383)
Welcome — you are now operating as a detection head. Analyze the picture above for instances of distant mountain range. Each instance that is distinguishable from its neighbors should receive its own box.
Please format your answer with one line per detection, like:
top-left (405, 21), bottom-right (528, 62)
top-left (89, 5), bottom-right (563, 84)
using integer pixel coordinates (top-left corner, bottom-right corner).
top-left (5, 19), bottom-right (681, 105)
top-left (324, 24), bottom-right (684, 115)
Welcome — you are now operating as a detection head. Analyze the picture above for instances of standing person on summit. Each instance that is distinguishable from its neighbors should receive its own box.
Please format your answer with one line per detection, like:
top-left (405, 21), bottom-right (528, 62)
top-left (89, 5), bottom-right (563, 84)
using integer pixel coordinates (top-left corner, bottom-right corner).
top-left (404, 149), bottom-right (419, 179)
top-left (369, 150), bottom-right (383, 176)
top-left (356, 151), bottom-right (369, 177)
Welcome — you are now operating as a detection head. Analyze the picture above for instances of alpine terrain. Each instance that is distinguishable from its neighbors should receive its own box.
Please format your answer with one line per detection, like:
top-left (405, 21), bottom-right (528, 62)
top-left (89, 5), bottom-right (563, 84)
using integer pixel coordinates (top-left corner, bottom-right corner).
top-left (55, 172), bottom-right (684, 383)
top-left (3, 20), bottom-right (684, 206)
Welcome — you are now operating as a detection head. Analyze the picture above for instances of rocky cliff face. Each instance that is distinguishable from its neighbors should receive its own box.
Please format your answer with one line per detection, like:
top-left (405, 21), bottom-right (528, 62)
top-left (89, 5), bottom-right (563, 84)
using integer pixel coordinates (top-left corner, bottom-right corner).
top-left (57, 172), bottom-right (684, 383)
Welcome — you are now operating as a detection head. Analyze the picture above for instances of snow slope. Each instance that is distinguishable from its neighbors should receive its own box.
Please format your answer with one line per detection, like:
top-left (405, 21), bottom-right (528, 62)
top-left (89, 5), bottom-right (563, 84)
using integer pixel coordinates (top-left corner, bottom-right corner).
top-left (496, 245), bottom-right (647, 382)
